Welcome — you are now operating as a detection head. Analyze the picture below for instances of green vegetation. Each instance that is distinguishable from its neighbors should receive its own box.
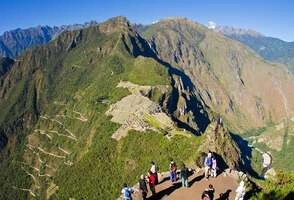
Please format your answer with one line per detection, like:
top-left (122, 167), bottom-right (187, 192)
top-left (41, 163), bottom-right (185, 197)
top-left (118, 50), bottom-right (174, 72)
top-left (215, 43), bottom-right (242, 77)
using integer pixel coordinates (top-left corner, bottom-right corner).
top-left (128, 56), bottom-right (169, 86)
top-left (252, 171), bottom-right (294, 200)
top-left (55, 127), bottom-right (202, 199)
top-left (0, 19), bottom-right (201, 200)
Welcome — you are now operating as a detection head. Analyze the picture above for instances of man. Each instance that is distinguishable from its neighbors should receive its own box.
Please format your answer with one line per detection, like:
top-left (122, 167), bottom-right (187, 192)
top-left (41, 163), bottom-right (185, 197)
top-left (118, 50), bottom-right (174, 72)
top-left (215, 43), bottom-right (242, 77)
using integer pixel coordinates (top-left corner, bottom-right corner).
top-left (205, 184), bottom-right (215, 199)
top-left (121, 183), bottom-right (134, 200)
top-left (180, 163), bottom-right (189, 187)
top-left (235, 181), bottom-right (246, 200)
top-left (204, 152), bottom-right (212, 179)
top-left (139, 175), bottom-right (148, 200)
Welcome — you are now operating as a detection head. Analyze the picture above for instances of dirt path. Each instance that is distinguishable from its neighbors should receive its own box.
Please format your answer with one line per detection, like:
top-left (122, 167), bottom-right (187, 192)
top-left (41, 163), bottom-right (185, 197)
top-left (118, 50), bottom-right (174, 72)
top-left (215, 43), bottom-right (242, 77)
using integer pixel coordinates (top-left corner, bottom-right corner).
top-left (130, 171), bottom-right (239, 200)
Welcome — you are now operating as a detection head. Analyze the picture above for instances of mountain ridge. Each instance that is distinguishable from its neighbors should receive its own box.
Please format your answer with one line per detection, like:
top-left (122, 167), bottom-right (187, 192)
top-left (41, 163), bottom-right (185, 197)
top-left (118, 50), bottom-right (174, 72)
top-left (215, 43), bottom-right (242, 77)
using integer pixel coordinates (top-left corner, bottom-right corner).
top-left (0, 21), bottom-right (98, 58)
top-left (0, 16), bottom-right (294, 199)
top-left (216, 25), bottom-right (294, 73)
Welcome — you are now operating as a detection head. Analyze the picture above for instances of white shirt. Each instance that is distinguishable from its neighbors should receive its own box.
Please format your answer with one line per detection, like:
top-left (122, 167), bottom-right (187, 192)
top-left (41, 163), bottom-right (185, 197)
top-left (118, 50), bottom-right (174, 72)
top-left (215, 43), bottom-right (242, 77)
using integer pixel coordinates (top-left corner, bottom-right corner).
top-left (150, 164), bottom-right (156, 173)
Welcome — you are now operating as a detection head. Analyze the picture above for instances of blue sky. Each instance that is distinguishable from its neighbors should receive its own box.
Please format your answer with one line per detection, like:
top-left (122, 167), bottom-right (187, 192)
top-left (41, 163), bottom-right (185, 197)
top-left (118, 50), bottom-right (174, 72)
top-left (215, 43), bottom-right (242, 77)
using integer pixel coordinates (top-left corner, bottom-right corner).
top-left (0, 0), bottom-right (293, 41)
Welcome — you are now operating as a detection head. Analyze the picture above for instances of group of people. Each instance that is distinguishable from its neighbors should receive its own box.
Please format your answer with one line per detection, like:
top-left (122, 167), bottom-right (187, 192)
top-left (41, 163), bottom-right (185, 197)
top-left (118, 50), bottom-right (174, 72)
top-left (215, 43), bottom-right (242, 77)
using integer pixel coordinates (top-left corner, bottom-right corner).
top-left (121, 151), bottom-right (247, 200)
top-left (169, 159), bottom-right (189, 187)
top-left (204, 151), bottom-right (218, 179)
top-left (121, 161), bottom-right (159, 200)
top-left (121, 160), bottom-right (190, 200)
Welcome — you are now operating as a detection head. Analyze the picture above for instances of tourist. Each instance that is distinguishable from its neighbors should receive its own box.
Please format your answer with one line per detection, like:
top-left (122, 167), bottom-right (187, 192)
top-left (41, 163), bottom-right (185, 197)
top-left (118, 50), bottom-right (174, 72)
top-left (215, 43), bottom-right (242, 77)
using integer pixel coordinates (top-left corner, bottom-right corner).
top-left (121, 183), bottom-right (134, 200)
top-left (139, 174), bottom-right (148, 200)
top-left (150, 161), bottom-right (158, 184)
top-left (169, 159), bottom-right (177, 183)
top-left (235, 180), bottom-right (246, 200)
top-left (204, 151), bottom-right (213, 179)
top-left (180, 163), bottom-right (189, 187)
top-left (201, 191), bottom-right (211, 200)
top-left (205, 184), bottom-right (215, 200)
top-left (148, 171), bottom-right (157, 196)
top-left (211, 155), bottom-right (218, 178)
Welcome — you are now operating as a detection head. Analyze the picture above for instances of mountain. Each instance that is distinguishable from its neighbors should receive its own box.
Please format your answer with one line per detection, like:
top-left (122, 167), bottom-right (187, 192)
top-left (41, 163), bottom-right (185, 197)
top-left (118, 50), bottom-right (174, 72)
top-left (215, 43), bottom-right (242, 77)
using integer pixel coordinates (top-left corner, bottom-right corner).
top-left (0, 21), bottom-right (98, 58)
top-left (1, 16), bottom-right (294, 199)
top-left (0, 16), bottom-right (216, 199)
top-left (217, 26), bottom-right (294, 73)
top-left (142, 18), bottom-right (294, 131)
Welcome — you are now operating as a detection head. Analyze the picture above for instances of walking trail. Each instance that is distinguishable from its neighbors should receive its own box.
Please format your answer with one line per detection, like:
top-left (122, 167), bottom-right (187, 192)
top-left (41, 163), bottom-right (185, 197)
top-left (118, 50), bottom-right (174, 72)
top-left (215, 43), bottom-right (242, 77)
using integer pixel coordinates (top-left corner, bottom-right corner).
top-left (129, 170), bottom-right (239, 200)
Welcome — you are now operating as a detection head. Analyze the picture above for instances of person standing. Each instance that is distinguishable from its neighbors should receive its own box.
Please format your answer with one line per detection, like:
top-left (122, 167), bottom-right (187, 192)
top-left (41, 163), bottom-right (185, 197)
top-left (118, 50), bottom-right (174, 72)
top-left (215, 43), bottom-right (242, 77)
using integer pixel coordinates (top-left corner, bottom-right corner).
top-left (201, 191), bottom-right (211, 200)
top-left (235, 181), bottom-right (246, 200)
top-left (150, 161), bottom-right (158, 184)
top-left (180, 163), bottom-right (189, 187)
top-left (204, 151), bottom-right (212, 179)
top-left (148, 171), bottom-right (157, 197)
top-left (205, 184), bottom-right (215, 200)
top-left (139, 175), bottom-right (148, 200)
top-left (169, 159), bottom-right (177, 183)
top-left (211, 155), bottom-right (218, 178)
top-left (121, 183), bottom-right (134, 200)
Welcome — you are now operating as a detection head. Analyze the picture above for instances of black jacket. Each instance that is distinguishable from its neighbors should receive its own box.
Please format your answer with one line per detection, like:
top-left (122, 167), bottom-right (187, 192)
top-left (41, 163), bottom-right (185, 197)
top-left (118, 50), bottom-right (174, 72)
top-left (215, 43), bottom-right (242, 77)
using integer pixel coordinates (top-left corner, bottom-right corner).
top-left (139, 179), bottom-right (147, 192)
top-left (180, 167), bottom-right (188, 179)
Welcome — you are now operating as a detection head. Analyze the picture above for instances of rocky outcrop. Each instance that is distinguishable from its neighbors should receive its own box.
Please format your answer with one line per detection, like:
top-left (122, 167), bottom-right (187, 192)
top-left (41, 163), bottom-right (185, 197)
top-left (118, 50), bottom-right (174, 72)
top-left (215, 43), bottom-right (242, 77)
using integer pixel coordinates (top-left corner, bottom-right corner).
top-left (197, 120), bottom-right (242, 170)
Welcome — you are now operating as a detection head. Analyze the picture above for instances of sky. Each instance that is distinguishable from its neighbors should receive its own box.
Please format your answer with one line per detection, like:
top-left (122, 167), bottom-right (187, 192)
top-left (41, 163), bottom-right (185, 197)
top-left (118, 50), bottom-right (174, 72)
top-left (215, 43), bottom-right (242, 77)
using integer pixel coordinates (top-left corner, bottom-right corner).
top-left (0, 0), bottom-right (293, 41)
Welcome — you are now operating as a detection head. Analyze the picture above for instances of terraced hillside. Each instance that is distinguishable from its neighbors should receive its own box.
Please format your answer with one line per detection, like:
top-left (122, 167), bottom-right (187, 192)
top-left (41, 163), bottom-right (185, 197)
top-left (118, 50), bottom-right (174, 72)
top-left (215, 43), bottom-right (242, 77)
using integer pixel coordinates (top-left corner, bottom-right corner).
top-left (0, 17), bottom-right (209, 199)
top-left (1, 16), bottom-right (294, 200)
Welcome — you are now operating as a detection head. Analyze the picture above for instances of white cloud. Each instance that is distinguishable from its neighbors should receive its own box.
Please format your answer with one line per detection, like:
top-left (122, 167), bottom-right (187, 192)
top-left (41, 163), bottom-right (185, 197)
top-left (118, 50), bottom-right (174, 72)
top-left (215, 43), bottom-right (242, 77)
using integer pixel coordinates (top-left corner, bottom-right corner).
top-left (207, 21), bottom-right (216, 29)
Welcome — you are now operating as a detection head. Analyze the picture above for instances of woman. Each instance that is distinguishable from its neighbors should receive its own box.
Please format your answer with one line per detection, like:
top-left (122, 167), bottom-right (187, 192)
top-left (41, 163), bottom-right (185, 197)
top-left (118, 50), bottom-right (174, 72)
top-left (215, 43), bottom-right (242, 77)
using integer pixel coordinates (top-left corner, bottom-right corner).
top-left (148, 171), bottom-right (156, 197)
top-left (169, 159), bottom-right (177, 183)
top-left (211, 156), bottom-right (218, 178)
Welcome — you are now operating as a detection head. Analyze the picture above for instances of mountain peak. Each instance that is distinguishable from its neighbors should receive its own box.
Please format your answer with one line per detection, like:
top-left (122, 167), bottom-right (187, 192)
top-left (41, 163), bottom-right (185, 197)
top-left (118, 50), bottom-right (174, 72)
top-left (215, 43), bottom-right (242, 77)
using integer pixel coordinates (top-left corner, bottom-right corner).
top-left (154, 17), bottom-right (202, 27)
top-left (98, 16), bottom-right (132, 33)
top-left (216, 25), bottom-right (263, 37)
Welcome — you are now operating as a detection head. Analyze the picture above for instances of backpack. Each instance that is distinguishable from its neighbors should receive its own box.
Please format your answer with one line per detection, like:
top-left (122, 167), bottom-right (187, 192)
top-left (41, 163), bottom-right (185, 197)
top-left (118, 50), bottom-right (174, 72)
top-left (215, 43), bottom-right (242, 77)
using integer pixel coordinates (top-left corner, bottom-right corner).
top-left (205, 156), bottom-right (212, 167)
top-left (171, 162), bottom-right (177, 171)
top-left (122, 187), bottom-right (132, 199)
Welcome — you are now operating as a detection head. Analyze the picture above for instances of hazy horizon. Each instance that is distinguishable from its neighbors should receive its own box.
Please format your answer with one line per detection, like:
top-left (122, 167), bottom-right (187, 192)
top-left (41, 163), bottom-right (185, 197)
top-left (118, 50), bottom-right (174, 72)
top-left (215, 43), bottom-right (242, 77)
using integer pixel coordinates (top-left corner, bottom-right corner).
top-left (0, 0), bottom-right (294, 42)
